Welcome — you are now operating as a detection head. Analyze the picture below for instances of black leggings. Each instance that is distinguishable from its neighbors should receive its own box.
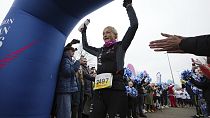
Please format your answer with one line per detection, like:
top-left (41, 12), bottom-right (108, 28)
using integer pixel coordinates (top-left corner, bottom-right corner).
top-left (90, 89), bottom-right (128, 118)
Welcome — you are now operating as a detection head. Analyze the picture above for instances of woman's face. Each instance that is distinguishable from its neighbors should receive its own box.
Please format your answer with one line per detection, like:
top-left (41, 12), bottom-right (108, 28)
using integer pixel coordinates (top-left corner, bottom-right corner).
top-left (103, 28), bottom-right (116, 43)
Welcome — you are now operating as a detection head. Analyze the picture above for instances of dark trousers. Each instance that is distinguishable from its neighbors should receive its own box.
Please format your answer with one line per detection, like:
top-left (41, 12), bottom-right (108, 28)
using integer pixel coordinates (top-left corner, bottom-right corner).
top-left (205, 99), bottom-right (210, 116)
top-left (127, 96), bottom-right (138, 118)
top-left (138, 94), bottom-right (145, 115)
top-left (78, 90), bottom-right (84, 118)
top-left (90, 89), bottom-right (128, 118)
top-left (163, 94), bottom-right (168, 106)
top-left (72, 92), bottom-right (80, 118)
top-left (194, 95), bottom-right (202, 116)
top-left (82, 94), bottom-right (92, 117)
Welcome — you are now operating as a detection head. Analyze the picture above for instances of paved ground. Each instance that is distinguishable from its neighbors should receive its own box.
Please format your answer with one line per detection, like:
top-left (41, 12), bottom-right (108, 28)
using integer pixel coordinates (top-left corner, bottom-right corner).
top-left (145, 107), bottom-right (196, 118)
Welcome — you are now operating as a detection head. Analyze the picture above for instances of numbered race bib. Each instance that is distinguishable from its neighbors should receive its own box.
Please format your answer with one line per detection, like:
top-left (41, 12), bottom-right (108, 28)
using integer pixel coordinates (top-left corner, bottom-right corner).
top-left (94, 73), bottom-right (113, 90)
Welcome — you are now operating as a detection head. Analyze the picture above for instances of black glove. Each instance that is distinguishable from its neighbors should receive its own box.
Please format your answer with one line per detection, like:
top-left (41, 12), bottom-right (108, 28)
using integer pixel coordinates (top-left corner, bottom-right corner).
top-left (70, 39), bottom-right (80, 45)
top-left (123, 0), bottom-right (132, 8)
top-left (65, 39), bottom-right (80, 48)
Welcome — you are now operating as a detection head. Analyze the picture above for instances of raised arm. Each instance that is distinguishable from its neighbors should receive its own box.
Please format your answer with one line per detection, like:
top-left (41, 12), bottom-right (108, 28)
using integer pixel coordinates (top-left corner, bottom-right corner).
top-left (81, 24), bottom-right (100, 56)
top-left (121, 1), bottom-right (138, 50)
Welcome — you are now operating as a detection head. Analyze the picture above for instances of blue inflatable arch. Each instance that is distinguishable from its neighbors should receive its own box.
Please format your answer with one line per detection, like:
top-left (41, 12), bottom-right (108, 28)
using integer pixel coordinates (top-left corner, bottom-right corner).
top-left (0, 0), bottom-right (112, 117)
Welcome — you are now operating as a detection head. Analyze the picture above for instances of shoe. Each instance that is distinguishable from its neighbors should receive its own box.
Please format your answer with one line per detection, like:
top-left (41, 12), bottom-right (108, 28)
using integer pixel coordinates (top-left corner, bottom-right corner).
top-left (143, 109), bottom-right (147, 113)
top-left (139, 114), bottom-right (147, 117)
top-left (199, 114), bottom-right (204, 117)
top-left (191, 115), bottom-right (199, 118)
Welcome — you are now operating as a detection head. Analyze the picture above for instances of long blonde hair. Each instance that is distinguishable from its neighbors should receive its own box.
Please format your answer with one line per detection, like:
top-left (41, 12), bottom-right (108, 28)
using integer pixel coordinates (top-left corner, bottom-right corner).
top-left (76, 66), bottom-right (84, 86)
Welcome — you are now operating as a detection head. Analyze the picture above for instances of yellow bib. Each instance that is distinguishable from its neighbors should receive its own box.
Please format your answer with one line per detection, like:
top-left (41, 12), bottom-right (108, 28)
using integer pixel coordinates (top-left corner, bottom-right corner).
top-left (93, 73), bottom-right (113, 90)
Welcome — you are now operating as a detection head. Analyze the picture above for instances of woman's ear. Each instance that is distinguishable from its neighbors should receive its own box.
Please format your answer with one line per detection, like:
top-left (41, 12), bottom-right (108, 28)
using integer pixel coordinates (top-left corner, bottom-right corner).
top-left (114, 34), bottom-right (118, 40)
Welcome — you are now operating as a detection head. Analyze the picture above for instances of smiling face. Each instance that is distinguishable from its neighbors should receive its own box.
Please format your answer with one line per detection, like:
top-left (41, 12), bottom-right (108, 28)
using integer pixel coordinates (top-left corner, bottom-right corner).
top-left (103, 26), bottom-right (118, 43)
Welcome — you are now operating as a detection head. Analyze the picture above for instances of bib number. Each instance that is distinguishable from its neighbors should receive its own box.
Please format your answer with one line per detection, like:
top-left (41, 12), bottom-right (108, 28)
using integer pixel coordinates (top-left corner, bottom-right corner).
top-left (94, 73), bottom-right (113, 90)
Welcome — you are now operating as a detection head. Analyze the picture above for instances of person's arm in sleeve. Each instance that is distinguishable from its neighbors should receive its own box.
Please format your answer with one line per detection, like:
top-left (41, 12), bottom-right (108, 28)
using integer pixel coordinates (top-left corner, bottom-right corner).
top-left (73, 60), bottom-right (80, 72)
top-left (121, 4), bottom-right (138, 50)
top-left (81, 25), bottom-right (100, 56)
top-left (83, 73), bottom-right (95, 81)
top-left (179, 35), bottom-right (210, 56)
top-left (61, 58), bottom-right (80, 77)
top-left (149, 34), bottom-right (210, 56)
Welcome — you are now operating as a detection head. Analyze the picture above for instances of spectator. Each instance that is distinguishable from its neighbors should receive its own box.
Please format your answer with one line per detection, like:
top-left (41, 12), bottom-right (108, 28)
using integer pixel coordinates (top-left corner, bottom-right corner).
top-left (55, 40), bottom-right (80, 118)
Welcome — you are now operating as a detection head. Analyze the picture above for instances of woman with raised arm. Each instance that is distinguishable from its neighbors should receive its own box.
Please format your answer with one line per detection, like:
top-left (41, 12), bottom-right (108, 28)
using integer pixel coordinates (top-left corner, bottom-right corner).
top-left (80, 0), bottom-right (138, 117)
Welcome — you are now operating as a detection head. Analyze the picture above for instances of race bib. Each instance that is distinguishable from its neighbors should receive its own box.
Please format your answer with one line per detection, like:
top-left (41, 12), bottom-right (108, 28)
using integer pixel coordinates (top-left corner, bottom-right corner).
top-left (94, 73), bottom-right (113, 90)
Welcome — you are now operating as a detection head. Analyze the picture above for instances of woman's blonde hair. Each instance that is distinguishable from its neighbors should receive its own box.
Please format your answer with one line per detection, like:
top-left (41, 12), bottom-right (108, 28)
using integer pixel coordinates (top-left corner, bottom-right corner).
top-left (104, 26), bottom-right (118, 39)
top-left (76, 66), bottom-right (84, 86)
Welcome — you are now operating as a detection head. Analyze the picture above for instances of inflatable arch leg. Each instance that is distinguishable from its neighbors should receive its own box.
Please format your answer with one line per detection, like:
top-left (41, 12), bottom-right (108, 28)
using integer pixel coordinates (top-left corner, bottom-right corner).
top-left (0, 0), bottom-right (113, 117)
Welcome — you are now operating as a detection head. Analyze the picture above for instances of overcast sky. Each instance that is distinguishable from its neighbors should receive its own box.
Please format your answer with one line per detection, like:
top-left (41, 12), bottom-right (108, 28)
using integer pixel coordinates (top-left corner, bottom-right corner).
top-left (1, 0), bottom-right (209, 85)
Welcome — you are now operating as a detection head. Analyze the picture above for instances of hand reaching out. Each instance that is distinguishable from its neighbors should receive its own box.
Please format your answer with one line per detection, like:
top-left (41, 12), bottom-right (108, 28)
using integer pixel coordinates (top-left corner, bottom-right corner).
top-left (191, 58), bottom-right (203, 66)
top-left (149, 33), bottom-right (184, 53)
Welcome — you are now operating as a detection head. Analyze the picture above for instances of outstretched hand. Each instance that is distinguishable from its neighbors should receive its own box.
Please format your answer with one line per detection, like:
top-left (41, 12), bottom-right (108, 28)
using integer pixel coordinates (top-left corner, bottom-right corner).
top-left (123, 0), bottom-right (132, 8)
top-left (149, 33), bottom-right (183, 53)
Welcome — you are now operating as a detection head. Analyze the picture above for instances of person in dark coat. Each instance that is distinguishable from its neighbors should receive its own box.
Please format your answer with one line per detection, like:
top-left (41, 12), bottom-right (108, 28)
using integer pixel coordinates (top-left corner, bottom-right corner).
top-left (79, 56), bottom-right (95, 118)
top-left (80, 0), bottom-right (138, 117)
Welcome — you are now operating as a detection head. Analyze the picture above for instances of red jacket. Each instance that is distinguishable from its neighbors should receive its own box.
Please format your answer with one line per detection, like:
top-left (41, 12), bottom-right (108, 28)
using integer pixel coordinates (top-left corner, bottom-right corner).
top-left (200, 64), bottom-right (210, 79)
top-left (168, 85), bottom-right (174, 96)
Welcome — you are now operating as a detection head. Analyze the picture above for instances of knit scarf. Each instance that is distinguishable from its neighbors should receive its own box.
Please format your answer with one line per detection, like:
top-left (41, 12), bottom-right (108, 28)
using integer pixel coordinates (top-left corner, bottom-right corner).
top-left (103, 40), bottom-right (117, 47)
